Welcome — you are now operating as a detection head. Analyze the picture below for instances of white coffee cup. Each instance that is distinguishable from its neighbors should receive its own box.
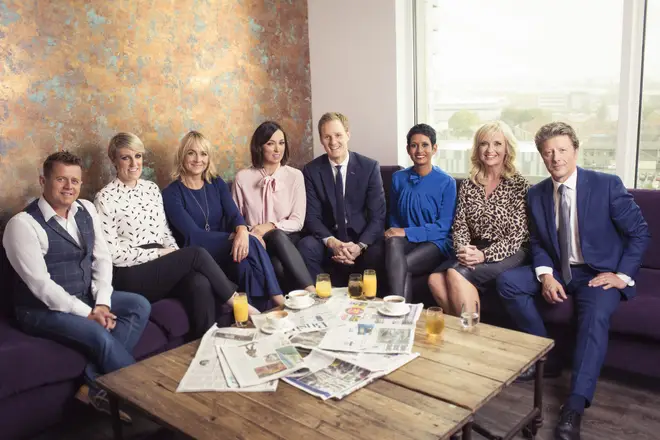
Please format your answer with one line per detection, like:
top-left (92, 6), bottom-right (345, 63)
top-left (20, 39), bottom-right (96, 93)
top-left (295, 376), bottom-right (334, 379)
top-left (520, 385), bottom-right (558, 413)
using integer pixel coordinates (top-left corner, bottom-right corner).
top-left (266, 310), bottom-right (291, 330)
top-left (382, 295), bottom-right (408, 314)
top-left (285, 290), bottom-right (312, 307)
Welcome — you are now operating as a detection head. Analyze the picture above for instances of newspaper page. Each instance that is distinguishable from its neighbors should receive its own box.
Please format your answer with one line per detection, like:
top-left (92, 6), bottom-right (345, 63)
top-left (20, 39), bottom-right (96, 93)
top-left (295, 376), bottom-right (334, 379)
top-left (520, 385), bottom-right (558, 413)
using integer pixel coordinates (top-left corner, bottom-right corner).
top-left (213, 328), bottom-right (278, 392)
top-left (251, 299), bottom-right (343, 335)
top-left (318, 323), bottom-right (415, 354)
top-left (330, 350), bottom-right (420, 373)
top-left (283, 349), bottom-right (373, 400)
top-left (289, 330), bottom-right (328, 349)
top-left (221, 334), bottom-right (306, 387)
top-left (335, 299), bottom-right (423, 326)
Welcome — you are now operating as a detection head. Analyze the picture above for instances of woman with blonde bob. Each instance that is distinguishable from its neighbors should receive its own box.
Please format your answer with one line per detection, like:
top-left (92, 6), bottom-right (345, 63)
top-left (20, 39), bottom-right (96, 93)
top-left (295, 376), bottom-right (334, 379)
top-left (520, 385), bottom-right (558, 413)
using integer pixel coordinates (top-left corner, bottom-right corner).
top-left (95, 132), bottom-right (258, 339)
top-left (162, 131), bottom-right (285, 309)
top-left (427, 121), bottom-right (530, 316)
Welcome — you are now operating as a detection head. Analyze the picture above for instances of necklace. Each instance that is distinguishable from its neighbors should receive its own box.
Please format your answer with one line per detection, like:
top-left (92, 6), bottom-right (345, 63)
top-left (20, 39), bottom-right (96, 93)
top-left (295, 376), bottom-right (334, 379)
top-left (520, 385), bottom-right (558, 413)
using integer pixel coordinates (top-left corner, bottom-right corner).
top-left (184, 183), bottom-right (211, 231)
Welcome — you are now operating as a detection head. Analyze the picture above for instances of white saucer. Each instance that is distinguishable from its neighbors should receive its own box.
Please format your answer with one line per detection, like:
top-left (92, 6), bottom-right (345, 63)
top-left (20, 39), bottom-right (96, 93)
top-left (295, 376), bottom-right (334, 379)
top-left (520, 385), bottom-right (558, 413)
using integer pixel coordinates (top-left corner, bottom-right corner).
top-left (260, 320), bottom-right (296, 334)
top-left (378, 305), bottom-right (410, 317)
top-left (284, 298), bottom-right (315, 310)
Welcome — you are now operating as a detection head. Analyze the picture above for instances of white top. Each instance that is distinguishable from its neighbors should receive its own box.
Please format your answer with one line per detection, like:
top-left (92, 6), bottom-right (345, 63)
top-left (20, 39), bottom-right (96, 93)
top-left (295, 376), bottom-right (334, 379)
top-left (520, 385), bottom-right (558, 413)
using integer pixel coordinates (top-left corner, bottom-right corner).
top-left (2, 197), bottom-right (114, 317)
top-left (94, 178), bottom-right (178, 267)
top-left (535, 169), bottom-right (632, 285)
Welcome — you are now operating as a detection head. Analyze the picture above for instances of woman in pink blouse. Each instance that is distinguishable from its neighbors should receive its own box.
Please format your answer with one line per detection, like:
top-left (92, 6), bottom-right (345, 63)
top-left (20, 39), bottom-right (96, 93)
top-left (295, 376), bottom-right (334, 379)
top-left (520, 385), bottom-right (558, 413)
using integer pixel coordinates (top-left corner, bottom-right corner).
top-left (232, 121), bottom-right (315, 293)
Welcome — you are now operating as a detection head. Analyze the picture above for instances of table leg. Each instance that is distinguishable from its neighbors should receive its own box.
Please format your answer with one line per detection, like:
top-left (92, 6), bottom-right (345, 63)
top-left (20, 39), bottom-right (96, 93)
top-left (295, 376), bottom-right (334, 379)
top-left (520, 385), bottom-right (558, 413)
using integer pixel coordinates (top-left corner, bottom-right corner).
top-left (109, 395), bottom-right (123, 440)
top-left (462, 420), bottom-right (472, 440)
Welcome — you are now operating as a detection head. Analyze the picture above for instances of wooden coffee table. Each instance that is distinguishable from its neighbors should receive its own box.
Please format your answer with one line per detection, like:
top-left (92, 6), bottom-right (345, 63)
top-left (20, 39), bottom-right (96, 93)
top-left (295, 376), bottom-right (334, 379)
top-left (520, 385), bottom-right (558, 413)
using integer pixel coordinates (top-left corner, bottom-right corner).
top-left (384, 314), bottom-right (554, 439)
top-left (97, 313), bottom-right (552, 440)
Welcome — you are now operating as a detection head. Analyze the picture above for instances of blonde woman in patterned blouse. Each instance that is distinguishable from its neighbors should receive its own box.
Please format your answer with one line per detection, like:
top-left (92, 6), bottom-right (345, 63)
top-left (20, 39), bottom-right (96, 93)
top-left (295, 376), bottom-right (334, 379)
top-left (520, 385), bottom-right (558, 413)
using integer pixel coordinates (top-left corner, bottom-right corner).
top-left (428, 121), bottom-right (530, 316)
top-left (95, 133), bottom-right (259, 338)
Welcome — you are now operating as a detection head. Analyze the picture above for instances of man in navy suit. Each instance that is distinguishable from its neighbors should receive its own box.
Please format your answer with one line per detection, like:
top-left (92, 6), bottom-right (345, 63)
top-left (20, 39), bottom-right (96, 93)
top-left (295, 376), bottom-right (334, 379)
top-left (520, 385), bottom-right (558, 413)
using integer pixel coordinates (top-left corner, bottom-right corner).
top-left (297, 112), bottom-right (386, 285)
top-left (497, 122), bottom-right (650, 440)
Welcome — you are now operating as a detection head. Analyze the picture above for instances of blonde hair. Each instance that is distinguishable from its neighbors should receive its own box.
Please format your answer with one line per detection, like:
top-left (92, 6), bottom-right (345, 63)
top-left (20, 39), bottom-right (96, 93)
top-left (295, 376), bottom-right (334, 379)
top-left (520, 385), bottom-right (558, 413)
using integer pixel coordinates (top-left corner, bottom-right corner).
top-left (108, 132), bottom-right (145, 162)
top-left (469, 121), bottom-right (518, 185)
top-left (172, 131), bottom-right (218, 183)
top-left (317, 112), bottom-right (350, 137)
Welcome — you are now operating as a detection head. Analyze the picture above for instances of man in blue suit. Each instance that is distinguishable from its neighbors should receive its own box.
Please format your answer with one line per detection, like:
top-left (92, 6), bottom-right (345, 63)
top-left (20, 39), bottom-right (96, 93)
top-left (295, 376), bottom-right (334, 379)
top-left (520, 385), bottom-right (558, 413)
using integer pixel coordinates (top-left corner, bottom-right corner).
top-left (297, 112), bottom-right (386, 286)
top-left (497, 122), bottom-right (650, 440)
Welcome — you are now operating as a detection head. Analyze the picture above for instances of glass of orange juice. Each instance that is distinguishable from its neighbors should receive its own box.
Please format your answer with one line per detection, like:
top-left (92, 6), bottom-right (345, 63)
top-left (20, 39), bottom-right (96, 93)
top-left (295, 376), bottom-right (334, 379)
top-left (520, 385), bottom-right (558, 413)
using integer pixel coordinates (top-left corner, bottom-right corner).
top-left (425, 307), bottom-right (445, 338)
top-left (316, 273), bottom-right (332, 298)
top-left (362, 269), bottom-right (377, 299)
top-left (233, 292), bottom-right (249, 327)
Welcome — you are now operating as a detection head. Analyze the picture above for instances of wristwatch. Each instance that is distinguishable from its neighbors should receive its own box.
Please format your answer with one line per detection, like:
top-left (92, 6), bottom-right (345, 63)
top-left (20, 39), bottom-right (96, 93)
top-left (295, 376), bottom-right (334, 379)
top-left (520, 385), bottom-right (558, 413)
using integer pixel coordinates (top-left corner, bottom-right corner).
top-left (358, 242), bottom-right (368, 254)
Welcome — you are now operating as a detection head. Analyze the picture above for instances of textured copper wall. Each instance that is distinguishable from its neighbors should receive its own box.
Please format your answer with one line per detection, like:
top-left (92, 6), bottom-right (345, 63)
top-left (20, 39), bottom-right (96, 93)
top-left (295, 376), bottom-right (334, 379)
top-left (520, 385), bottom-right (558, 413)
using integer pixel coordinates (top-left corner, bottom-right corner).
top-left (0, 0), bottom-right (312, 220)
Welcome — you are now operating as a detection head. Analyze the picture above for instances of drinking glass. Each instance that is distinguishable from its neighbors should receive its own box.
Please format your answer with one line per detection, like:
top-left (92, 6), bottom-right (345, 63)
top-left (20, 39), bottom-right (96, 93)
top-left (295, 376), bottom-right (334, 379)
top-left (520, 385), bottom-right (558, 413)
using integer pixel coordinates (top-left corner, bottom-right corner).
top-left (460, 301), bottom-right (480, 330)
top-left (348, 273), bottom-right (363, 299)
top-left (233, 292), bottom-right (249, 327)
top-left (316, 273), bottom-right (332, 298)
top-left (425, 307), bottom-right (445, 337)
top-left (362, 269), bottom-right (377, 299)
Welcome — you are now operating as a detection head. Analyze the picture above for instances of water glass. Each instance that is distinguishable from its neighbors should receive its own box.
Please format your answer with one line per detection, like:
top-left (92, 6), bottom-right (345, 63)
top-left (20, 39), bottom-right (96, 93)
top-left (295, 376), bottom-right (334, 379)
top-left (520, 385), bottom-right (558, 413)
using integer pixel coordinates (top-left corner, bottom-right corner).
top-left (460, 301), bottom-right (480, 330)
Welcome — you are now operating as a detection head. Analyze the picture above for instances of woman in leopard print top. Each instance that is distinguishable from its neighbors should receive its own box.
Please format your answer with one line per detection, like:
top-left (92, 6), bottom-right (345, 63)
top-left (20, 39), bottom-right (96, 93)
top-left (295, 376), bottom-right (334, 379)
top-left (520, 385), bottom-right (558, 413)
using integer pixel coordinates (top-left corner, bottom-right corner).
top-left (428, 121), bottom-right (530, 317)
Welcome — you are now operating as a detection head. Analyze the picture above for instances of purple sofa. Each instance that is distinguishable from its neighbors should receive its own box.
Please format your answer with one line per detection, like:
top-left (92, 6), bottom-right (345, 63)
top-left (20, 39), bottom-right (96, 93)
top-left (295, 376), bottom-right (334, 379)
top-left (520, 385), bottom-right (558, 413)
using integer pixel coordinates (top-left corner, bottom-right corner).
top-left (0, 243), bottom-right (193, 440)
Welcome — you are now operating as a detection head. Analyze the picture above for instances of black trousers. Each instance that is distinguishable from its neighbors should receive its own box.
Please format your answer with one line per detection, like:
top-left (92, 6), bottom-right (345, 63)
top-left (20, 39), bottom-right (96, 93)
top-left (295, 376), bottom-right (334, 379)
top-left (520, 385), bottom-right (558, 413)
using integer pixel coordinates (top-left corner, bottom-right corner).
top-left (263, 229), bottom-right (314, 291)
top-left (113, 247), bottom-right (237, 338)
top-left (385, 237), bottom-right (444, 302)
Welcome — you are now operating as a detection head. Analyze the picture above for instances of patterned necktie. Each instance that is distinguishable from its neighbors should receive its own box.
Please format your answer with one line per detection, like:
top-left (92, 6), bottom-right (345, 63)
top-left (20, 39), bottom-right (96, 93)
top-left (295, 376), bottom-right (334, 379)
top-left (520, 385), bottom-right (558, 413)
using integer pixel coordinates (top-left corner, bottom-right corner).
top-left (334, 165), bottom-right (348, 241)
top-left (558, 184), bottom-right (572, 284)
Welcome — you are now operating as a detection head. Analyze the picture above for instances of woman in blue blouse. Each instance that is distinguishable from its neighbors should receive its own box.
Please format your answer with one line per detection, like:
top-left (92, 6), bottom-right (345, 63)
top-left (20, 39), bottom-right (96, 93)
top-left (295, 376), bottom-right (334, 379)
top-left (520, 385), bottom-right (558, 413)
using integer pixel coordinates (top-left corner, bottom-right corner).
top-left (385, 123), bottom-right (457, 301)
top-left (162, 131), bottom-right (284, 309)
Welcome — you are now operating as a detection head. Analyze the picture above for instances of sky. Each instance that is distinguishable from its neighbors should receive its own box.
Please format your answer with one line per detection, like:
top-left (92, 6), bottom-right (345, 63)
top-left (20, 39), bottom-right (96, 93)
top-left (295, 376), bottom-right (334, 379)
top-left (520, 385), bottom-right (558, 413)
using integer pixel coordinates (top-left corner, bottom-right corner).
top-left (426, 0), bottom-right (660, 92)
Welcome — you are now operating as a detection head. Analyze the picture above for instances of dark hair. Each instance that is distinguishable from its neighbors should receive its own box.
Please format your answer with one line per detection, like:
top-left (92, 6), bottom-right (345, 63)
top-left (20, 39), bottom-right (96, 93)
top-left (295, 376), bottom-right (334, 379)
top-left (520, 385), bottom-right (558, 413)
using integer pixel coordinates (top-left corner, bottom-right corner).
top-left (406, 123), bottom-right (436, 146)
top-left (534, 121), bottom-right (580, 152)
top-left (249, 121), bottom-right (289, 168)
top-left (43, 151), bottom-right (83, 178)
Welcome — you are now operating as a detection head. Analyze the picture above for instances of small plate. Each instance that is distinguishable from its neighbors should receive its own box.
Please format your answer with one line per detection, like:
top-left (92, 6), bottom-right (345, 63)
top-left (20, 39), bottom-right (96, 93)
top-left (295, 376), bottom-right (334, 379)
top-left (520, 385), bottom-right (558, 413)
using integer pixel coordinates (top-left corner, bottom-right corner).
top-left (284, 298), bottom-right (315, 310)
top-left (378, 305), bottom-right (410, 317)
top-left (261, 320), bottom-right (296, 334)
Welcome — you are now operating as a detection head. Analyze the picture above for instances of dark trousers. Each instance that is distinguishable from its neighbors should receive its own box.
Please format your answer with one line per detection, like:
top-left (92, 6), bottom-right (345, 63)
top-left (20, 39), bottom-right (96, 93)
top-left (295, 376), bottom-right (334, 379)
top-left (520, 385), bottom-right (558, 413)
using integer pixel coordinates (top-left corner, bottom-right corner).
top-left (263, 229), bottom-right (314, 291)
top-left (113, 247), bottom-right (237, 338)
top-left (496, 264), bottom-right (621, 405)
top-left (297, 234), bottom-right (385, 293)
top-left (15, 291), bottom-right (150, 389)
top-left (385, 237), bottom-right (444, 302)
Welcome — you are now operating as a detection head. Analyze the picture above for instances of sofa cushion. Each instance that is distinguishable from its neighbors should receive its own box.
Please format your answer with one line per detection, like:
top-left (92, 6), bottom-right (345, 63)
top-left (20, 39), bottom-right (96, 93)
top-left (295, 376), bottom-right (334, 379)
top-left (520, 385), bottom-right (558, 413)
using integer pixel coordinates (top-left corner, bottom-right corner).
top-left (148, 298), bottom-right (190, 339)
top-left (630, 189), bottom-right (660, 269)
top-left (133, 321), bottom-right (170, 360)
top-left (635, 267), bottom-right (660, 300)
top-left (0, 319), bottom-right (86, 400)
top-left (610, 295), bottom-right (660, 340)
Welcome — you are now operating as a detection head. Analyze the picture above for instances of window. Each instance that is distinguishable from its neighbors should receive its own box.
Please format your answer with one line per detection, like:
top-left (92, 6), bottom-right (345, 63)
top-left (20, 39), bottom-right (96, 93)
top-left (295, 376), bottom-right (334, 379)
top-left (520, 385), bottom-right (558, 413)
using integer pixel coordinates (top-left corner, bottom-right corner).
top-left (416, 0), bottom-right (655, 188)
top-left (639, 0), bottom-right (660, 189)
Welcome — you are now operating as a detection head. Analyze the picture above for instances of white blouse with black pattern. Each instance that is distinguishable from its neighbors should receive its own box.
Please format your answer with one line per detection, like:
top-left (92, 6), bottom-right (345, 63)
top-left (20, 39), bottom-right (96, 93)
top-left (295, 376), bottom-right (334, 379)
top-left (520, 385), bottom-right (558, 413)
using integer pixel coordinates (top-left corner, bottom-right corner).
top-left (94, 178), bottom-right (178, 268)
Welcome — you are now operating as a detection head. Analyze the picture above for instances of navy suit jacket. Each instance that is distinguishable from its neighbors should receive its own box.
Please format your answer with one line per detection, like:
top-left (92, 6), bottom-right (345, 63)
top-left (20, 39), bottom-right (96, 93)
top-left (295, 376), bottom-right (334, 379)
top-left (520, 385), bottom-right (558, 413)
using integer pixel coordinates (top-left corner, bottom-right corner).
top-left (528, 167), bottom-right (650, 298)
top-left (302, 151), bottom-right (386, 245)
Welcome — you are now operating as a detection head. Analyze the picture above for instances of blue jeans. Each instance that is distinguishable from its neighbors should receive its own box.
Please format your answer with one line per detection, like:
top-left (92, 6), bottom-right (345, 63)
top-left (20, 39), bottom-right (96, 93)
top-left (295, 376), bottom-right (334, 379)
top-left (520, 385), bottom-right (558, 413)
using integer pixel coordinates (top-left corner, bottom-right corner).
top-left (15, 291), bottom-right (151, 387)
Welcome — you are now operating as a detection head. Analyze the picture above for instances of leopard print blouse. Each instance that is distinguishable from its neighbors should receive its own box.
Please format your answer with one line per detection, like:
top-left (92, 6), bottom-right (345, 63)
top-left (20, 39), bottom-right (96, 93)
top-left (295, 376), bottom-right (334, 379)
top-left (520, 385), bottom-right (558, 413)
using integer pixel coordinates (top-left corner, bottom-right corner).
top-left (451, 173), bottom-right (531, 262)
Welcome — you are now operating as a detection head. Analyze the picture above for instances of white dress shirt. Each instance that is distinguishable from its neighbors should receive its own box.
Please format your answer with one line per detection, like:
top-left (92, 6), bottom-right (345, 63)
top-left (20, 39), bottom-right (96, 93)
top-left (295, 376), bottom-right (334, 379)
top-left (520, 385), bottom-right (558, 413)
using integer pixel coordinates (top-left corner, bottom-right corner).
top-left (323, 154), bottom-right (350, 245)
top-left (535, 169), bottom-right (633, 285)
top-left (2, 197), bottom-right (114, 317)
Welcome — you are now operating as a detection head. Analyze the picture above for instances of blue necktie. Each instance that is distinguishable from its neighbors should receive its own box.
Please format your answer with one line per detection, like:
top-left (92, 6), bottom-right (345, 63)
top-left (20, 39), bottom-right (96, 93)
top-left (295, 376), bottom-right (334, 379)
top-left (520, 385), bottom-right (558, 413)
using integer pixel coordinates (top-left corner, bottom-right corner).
top-left (334, 165), bottom-right (348, 241)
top-left (558, 184), bottom-right (572, 284)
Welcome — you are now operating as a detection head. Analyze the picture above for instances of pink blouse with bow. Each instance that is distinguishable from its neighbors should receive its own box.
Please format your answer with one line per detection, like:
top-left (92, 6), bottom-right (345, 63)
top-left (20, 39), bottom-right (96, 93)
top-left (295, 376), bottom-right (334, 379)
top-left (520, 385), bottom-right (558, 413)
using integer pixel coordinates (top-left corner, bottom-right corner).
top-left (231, 165), bottom-right (306, 232)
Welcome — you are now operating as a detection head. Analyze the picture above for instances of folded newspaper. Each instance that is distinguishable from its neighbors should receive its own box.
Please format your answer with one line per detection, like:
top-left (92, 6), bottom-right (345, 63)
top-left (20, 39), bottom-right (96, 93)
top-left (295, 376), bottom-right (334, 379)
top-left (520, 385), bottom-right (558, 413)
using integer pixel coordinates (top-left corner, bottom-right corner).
top-left (318, 323), bottom-right (415, 354)
top-left (283, 349), bottom-right (419, 400)
top-left (176, 325), bottom-right (277, 393)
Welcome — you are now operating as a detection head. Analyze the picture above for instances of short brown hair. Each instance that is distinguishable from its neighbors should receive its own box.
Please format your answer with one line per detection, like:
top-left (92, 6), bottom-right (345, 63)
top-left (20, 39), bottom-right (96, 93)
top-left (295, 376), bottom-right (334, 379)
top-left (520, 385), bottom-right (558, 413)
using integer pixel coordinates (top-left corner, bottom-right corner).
top-left (43, 151), bottom-right (83, 178)
top-left (317, 112), bottom-right (349, 137)
top-left (534, 122), bottom-right (580, 151)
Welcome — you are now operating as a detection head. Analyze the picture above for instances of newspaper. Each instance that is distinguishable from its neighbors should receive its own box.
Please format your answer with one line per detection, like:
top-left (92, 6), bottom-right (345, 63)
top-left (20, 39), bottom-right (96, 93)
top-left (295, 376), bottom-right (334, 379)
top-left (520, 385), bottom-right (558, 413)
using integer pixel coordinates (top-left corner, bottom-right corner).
top-left (283, 349), bottom-right (373, 400)
top-left (336, 299), bottom-right (423, 326)
top-left (221, 334), bottom-right (306, 388)
top-left (176, 325), bottom-right (277, 393)
top-left (284, 349), bottom-right (420, 400)
top-left (318, 323), bottom-right (415, 354)
top-left (289, 330), bottom-right (328, 349)
top-left (251, 298), bottom-right (343, 335)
